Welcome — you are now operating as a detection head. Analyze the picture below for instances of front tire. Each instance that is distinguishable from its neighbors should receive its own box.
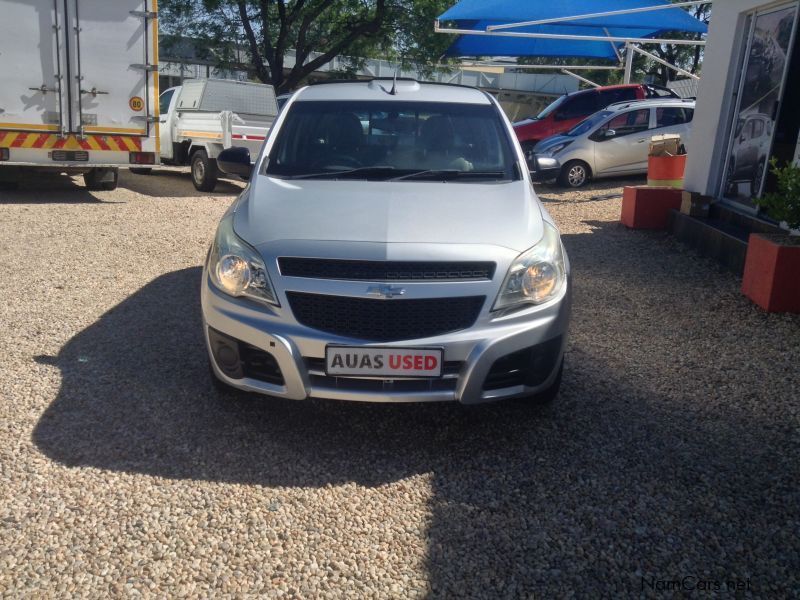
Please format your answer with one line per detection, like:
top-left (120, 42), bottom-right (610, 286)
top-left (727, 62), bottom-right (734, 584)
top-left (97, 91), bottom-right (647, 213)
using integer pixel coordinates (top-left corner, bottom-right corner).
top-left (208, 361), bottom-right (248, 398)
top-left (191, 149), bottom-right (219, 192)
top-left (558, 160), bottom-right (590, 188)
top-left (83, 167), bottom-right (118, 191)
top-left (525, 358), bottom-right (564, 406)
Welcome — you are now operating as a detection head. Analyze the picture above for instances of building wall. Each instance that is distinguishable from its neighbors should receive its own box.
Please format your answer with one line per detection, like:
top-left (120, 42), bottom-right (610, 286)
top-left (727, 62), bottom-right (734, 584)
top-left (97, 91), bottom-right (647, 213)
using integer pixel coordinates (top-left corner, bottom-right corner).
top-left (684, 0), bottom-right (778, 196)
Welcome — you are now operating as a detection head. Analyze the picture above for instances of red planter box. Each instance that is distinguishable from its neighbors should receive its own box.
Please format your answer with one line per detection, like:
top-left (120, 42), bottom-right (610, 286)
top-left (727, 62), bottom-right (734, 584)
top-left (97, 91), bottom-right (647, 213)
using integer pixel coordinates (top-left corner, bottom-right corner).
top-left (621, 186), bottom-right (683, 230)
top-left (742, 233), bottom-right (800, 313)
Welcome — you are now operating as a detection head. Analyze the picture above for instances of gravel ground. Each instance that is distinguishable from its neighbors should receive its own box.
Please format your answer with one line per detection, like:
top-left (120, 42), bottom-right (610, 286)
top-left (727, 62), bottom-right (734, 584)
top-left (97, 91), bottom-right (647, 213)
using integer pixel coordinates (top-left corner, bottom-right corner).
top-left (1, 170), bottom-right (799, 597)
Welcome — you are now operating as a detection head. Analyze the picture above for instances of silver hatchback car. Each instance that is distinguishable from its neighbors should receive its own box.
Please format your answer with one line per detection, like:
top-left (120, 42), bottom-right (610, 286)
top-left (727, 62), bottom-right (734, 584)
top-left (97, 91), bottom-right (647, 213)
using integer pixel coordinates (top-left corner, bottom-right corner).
top-left (530, 98), bottom-right (695, 188)
top-left (203, 79), bottom-right (571, 405)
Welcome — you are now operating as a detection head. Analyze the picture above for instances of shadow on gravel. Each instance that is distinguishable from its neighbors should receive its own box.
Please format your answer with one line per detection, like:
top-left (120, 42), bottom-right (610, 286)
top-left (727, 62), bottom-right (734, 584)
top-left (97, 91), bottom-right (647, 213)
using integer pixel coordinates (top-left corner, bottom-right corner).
top-left (32, 220), bottom-right (800, 596)
top-left (0, 173), bottom-right (107, 204)
top-left (535, 175), bottom-right (644, 203)
top-left (119, 169), bottom-right (244, 198)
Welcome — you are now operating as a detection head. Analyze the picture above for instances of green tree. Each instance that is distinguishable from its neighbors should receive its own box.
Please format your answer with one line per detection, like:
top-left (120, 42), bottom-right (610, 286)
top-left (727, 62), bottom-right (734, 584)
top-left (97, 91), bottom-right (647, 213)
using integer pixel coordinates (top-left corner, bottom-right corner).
top-left (636, 2), bottom-right (711, 85)
top-left (158, 0), bottom-right (453, 93)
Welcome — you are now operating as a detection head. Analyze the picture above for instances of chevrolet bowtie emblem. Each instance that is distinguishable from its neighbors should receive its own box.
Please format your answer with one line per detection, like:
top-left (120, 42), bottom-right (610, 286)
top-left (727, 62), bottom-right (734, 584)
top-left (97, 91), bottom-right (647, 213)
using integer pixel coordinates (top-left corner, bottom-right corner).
top-left (366, 284), bottom-right (406, 299)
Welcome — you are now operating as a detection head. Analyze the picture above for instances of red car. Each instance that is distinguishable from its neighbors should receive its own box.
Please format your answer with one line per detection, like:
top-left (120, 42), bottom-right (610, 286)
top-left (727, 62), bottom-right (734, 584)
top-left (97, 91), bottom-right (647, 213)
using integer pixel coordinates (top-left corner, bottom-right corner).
top-left (514, 84), bottom-right (679, 153)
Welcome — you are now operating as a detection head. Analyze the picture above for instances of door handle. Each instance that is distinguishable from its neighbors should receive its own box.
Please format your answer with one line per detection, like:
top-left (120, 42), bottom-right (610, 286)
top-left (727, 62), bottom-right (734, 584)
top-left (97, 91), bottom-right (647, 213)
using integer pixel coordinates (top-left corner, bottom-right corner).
top-left (29, 84), bottom-right (57, 94)
top-left (81, 87), bottom-right (109, 97)
top-left (637, 139), bottom-right (646, 143)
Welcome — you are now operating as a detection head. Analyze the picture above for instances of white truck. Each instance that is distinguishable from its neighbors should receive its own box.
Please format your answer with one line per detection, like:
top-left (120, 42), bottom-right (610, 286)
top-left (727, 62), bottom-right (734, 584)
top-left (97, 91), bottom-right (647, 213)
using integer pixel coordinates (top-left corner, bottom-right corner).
top-left (0, 0), bottom-right (160, 191)
top-left (142, 79), bottom-right (279, 191)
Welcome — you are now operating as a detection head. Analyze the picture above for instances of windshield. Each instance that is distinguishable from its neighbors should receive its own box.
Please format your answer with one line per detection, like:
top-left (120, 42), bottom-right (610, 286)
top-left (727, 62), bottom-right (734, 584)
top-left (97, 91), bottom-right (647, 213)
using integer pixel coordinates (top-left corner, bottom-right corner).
top-left (566, 110), bottom-right (613, 137)
top-left (536, 95), bottom-right (568, 120)
top-left (265, 100), bottom-right (518, 181)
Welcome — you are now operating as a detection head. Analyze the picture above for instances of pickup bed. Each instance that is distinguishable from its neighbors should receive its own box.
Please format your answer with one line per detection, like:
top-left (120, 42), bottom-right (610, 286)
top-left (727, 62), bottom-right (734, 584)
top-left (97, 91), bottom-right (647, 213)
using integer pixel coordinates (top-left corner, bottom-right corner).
top-left (135, 79), bottom-right (278, 191)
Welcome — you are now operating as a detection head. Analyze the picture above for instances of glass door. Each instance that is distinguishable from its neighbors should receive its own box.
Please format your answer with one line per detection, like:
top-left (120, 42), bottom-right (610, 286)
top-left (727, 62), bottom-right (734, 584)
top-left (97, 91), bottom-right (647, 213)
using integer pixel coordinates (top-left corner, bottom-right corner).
top-left (720, 3), bottom-right (799, 207)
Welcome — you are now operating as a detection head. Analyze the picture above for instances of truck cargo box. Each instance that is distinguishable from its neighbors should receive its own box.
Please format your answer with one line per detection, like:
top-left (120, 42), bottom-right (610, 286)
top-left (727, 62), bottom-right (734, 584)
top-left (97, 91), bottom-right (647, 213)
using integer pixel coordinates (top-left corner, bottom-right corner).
top-left (0, 0), bottom-right (159, 177)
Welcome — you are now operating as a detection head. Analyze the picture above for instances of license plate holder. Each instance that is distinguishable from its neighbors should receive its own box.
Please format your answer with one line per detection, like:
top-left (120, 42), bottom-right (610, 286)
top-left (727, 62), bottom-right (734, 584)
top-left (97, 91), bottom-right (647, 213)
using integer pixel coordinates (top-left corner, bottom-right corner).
top-left (325, 346), bottom-right (443, 378)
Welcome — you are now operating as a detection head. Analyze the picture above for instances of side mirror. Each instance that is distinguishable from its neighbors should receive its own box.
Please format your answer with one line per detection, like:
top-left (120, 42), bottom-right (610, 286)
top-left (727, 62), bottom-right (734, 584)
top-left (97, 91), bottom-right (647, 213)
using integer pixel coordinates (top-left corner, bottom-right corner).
top-left (604, 129), bottom-right (616, 138)
top-left (217, 147), bottom-right (252, 179)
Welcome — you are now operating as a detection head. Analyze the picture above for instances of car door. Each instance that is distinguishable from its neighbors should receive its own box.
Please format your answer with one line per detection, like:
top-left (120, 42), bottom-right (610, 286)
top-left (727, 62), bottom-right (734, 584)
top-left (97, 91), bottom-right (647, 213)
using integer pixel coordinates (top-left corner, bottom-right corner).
top-left (591, 108), bottom-right (652, 175)
top-left (158, 88), bottom-right (179, 160)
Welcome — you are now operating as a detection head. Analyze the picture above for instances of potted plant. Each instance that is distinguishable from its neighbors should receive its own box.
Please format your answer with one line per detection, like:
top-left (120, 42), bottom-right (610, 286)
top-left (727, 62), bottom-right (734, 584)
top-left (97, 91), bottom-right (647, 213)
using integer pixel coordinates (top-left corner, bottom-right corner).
top-left (742, 159), bottom-right (800, 312)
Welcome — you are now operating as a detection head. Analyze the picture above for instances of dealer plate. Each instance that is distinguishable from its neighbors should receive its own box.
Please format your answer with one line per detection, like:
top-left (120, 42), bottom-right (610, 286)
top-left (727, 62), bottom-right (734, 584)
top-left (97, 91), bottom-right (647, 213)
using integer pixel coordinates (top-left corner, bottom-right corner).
top-left (325, 346), bottom-right (443, 378)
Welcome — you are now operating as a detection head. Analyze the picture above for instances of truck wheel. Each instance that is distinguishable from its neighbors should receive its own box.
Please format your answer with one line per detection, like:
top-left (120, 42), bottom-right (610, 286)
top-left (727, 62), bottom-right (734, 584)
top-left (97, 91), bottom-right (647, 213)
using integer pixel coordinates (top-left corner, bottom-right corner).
top-left (84, 168), bottom-right (119, 191)
top-left (558, 160), bottom-right (590, 188)
top-left (130, 168), bottom-right (152, 175)
top-left (191, 149), bottom-right (219, 192)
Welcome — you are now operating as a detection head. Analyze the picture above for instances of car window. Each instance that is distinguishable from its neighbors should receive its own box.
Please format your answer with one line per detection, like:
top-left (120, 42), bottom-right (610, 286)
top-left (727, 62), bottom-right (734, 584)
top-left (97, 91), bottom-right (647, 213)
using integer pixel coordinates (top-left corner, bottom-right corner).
top-left (566, 110), bottom-right (613, 137)
top-left (159, 89), bottom-right (175, 115)
top-left (752, 119), bottom-right (765, 138)
top-left (535, 95), bottom-right (568, 120)
top-left (599, 88), bottom-right (637, 108)
top-left (596, 109), bottom-right (651, 138)
top-left (655, 107), bottom-right (694, 127)
top-left (558, 92), bottom-right (599, 120)
top-left (265, 100), bottom-right (518, 181)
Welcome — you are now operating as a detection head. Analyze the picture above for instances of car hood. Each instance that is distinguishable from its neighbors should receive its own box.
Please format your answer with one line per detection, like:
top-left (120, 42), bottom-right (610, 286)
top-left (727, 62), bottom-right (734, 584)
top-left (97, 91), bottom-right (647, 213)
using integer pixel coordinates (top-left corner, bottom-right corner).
top-left (534, 135), bottom-right (574, 153)
top-left (234, 176), bottom-right (543, 254)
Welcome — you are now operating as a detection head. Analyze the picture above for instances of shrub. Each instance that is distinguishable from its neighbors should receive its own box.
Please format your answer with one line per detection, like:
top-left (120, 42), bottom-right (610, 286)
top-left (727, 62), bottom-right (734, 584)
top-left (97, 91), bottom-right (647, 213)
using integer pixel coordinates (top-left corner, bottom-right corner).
top-left (756, 159), bottom-right (800, 232)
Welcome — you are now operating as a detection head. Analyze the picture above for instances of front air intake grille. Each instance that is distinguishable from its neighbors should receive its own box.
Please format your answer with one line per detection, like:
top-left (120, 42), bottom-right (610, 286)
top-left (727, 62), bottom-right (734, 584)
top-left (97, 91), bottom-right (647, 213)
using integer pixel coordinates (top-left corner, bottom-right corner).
top-left (278, 258), bottom-right (495, 281)
top-left (286, 292), bottom-right (485, 341)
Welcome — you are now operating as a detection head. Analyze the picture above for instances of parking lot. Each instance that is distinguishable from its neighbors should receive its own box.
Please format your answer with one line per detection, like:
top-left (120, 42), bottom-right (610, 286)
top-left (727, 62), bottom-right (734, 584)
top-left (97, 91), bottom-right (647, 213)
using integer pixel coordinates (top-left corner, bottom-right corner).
top-left (1, 170), bottom-right (799, 596)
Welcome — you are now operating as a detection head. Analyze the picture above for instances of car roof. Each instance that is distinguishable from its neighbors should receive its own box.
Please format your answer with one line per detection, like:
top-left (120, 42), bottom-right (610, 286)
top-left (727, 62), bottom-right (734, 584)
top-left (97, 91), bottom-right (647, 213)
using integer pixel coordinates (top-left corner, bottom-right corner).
top-left (605, 98), bottom-right (696, 111)
top-left (561, 83), bottom-right (642, 97)
top-left (293, 79), bottom-right (492, 105)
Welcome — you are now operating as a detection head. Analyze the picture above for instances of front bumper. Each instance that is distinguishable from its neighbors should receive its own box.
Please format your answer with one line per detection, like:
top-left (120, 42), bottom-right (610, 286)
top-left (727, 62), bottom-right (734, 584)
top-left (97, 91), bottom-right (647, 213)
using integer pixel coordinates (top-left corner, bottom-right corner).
top-left (201, 269), bottom-right (571, 405)
top-left (528, 155), bottom-right (562, 183)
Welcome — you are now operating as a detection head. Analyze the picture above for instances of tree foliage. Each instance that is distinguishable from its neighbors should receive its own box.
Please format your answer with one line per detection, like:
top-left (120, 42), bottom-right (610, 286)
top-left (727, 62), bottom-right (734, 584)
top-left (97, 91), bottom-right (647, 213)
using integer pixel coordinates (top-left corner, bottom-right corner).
top-left (158, 0), bottom-right (453, 93)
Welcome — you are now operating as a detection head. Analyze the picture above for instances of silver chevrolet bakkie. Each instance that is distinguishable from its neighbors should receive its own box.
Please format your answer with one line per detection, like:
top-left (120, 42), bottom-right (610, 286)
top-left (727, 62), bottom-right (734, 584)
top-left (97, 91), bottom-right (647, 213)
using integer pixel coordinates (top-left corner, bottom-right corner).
top-left (202, 79), bottom-right (571, 405)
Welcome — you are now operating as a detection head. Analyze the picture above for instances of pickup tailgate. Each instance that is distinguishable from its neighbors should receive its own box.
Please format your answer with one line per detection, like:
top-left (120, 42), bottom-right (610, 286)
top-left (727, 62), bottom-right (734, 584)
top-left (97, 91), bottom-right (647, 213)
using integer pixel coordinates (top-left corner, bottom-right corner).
top-left (230, 117), bottom-right (273, 156)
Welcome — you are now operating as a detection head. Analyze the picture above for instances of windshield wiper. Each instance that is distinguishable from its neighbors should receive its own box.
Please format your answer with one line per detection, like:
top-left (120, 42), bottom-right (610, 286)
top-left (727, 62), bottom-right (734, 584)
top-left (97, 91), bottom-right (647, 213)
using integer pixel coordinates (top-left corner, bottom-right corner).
top-left (286, 166), bottom-right (397, 180)
top-left (389, 169), bottom-right (506, 182)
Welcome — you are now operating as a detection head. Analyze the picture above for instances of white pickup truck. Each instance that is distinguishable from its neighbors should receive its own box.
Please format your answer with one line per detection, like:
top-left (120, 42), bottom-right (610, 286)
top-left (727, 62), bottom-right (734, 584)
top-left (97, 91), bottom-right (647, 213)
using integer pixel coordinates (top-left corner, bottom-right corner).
top-left (136, 79), bottom-right (279, 191)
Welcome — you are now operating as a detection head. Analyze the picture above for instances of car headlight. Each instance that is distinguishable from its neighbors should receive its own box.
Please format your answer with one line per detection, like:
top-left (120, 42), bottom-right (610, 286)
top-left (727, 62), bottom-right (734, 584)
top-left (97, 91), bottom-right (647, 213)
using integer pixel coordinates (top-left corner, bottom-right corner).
top-left (493, 221), bottom-right (566, 310)
top-left (208, 213), bottom-right (278, 306)
top-left (548, 140), bottom-right (573, 155)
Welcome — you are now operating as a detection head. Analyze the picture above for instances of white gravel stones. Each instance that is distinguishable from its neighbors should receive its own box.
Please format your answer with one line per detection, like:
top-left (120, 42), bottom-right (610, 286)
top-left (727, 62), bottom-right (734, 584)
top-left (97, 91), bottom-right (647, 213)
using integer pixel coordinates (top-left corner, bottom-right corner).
top-left (0, 171), bottom-right (798, 596)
